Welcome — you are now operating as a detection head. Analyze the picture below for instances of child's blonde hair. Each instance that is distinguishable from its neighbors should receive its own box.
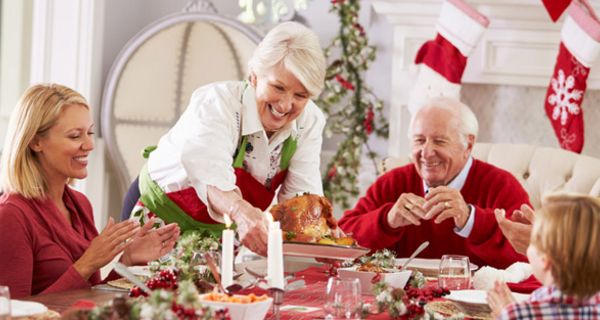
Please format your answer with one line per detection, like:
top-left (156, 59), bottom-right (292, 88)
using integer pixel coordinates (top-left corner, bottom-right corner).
top-left (532, 193), bottom-right (600, 298)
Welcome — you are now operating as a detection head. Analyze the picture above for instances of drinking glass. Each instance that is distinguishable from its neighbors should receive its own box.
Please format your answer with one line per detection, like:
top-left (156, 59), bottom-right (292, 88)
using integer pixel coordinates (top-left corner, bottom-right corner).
top-left (324, 277), bottom-right (362, 320)
top-left (438, 254), bottom-right (471, 290)
top-left (0, 286), bottom-right (10, 320)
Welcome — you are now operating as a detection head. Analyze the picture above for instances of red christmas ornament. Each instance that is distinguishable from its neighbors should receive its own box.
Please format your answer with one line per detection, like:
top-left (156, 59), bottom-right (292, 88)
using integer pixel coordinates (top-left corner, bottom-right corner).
top-left (335, 74), bottom-right (355, 90)
top-left (327, 165), bottom-right (337, 179)
top-left (364, 107), bottom-right (374, 135)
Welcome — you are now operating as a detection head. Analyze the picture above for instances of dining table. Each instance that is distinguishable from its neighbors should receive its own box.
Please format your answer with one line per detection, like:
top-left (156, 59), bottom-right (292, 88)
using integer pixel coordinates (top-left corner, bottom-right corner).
top-left (20, 259), bottom-right (403, 319)
top-left (21, 266), bottom-right (389, 320)
top-left (20, 258), bottom-right (515, 320)
top-left (24, 287), bottom-right (118, 314)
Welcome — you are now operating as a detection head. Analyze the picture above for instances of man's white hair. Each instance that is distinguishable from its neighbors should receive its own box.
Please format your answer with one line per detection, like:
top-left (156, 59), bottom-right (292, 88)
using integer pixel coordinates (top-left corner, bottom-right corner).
top-left (408, 96), bottom-right (479, 147)
top-left (247, 22), bottom-right (326, 98)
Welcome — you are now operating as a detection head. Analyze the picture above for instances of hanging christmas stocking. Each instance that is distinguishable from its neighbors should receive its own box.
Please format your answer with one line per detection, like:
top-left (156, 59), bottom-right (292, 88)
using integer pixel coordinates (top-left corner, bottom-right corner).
top-left (541, 0), bottom-right (572, 22)
top-left (544, 1), bottom-right (600, 153)
top-left (408, 0), bottom-right (489, 114)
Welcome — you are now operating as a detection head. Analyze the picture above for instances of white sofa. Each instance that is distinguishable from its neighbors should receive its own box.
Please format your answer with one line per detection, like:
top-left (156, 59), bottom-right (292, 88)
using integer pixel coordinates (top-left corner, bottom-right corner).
top-left (380, 143), bottom-right (600, 209)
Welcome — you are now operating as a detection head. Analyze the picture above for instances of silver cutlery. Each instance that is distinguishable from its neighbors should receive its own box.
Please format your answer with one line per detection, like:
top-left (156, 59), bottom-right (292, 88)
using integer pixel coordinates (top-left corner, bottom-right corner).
top-left (245, 266), bottom-right (305, 291)
top-left (114, 262), bottom-right (152, 295)
top-left (400, 241), bottom-right (430, 270)
top-left (203, 253), bottom-right (243, 295)
top-left (284, 279), bottom-right (305, 291)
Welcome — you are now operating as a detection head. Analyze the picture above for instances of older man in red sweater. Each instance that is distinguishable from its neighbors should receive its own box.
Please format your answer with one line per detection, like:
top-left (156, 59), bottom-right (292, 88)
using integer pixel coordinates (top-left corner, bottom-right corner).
top-left (339, 97), bottom-right (529, 269)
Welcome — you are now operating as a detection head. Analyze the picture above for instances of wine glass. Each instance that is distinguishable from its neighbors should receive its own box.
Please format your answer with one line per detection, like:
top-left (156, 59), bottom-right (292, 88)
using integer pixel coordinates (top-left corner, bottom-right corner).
top-left (0, 286), bottom-right (10, 320)
top-left (324, 277), bottom-right (362, 320)
top-left (438, 254), bottom-right (471, 290)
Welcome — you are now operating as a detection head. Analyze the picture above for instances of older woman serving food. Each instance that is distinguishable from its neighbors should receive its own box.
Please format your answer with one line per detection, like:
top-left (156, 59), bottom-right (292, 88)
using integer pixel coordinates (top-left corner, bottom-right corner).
top-left (127, 21), bottom-right (327, 256)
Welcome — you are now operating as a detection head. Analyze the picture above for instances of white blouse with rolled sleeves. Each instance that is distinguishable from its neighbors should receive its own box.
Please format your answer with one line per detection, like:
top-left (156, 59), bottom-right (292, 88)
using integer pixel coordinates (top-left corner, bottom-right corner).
top-left (147, 81), bottom-right (325, 223)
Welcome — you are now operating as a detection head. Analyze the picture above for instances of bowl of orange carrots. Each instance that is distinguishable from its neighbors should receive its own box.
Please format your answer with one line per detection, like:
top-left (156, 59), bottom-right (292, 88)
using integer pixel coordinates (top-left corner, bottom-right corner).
top-left (199, 292), bottom-right (272, 320)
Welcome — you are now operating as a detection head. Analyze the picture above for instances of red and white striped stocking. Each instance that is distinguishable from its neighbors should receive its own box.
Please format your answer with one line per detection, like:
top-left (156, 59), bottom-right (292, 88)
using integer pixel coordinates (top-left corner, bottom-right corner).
top-left (408, 0), bottom-right (489, 114)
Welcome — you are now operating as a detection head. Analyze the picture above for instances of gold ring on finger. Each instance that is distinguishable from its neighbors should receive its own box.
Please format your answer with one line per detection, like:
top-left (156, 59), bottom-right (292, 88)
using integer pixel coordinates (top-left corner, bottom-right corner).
top-left (404, 203), bottom-right (413, 210)
top-left (444, 201), bottom-right (451, 208)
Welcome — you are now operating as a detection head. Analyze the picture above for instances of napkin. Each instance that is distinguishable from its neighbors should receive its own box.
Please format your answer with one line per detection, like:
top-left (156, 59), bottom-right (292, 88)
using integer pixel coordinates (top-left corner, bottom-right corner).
top-left (507, 275), bottom-right (542, 294)
top-left (472, 262), bottom-right (532, 290)
top-left (10, 300), bottom-right (49, 317)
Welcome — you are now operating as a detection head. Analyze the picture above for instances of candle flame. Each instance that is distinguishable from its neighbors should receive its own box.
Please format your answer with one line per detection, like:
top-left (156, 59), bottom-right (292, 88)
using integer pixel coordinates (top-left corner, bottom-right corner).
top-left (224, 214), bottom-right (232, 228)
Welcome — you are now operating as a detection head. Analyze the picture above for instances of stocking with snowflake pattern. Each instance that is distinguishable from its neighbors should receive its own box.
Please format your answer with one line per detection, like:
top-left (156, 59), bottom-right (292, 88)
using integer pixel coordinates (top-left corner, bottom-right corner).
top-left (408, 0), bottom-right (489, 114)
top-left (544, 1), bottom-right (600, 153)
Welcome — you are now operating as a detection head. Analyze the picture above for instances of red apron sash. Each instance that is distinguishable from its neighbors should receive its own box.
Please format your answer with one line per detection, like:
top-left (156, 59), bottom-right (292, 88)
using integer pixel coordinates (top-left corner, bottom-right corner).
top-left (165, 168), bottom-right (288, 224)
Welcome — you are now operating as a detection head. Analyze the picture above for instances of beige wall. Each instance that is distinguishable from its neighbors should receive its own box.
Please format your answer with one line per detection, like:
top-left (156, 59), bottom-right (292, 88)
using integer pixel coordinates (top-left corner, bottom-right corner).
top-left (0, 0), bottom-right (32, 149)
top-left (463, 84), bottom-right (600, 158)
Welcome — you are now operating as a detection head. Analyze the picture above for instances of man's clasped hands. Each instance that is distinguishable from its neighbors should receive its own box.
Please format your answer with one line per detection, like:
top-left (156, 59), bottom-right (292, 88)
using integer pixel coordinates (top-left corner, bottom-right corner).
top-left (387, 186), bottom-right (472, 230)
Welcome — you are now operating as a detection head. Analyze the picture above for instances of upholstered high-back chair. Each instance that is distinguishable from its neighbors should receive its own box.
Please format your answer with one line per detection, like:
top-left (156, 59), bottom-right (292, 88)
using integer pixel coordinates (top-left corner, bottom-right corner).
top-left (101, 3), bottom-right (262, 197)
top-left (380, 143), bottom-right (600, 209)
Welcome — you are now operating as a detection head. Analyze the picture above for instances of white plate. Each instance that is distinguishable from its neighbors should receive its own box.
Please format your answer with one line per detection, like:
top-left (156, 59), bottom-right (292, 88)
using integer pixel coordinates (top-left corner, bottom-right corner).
top-left (446, 289), bottom-right (529, 304)
top-left (11, 300), bottom-right (48, 317)
top-left (395, 258), bottom-right (479, 276)
top-left (445, 289), bottom-right (529, 314)
top-left (283, 241), bottom-right (369, 260)
top-left (338, 267), bottom-right (412, 295)
top-left (128, 265), bottom-right (152, 278)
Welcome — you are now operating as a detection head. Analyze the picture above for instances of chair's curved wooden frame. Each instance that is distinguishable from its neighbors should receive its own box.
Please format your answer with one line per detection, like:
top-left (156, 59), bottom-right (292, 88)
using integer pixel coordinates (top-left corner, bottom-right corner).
top-left (101, 7), bottom-right (262, 197)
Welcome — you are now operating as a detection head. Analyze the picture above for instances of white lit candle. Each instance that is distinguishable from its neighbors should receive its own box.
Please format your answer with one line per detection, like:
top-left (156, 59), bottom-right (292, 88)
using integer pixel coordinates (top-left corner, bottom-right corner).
top-left (221, 214), bottom-right (234, 288)
top-left (267, 214), bottom-right (285, 289)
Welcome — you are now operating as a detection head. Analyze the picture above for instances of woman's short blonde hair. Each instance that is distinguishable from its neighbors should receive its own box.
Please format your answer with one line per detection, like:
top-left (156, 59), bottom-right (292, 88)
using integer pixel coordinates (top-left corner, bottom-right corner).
top-left (0, 83), bottom-right (89, 199)
top-left (247, 21), bottom-right (326, 98)
top-left (532, 193), bottom-right (600, 298)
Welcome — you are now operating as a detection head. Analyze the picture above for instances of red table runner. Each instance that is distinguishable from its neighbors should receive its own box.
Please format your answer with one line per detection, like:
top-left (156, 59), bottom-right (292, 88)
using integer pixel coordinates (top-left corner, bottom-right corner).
top-left (245, 265), bottom-right (540, 319)
top-left (242, 266), bottom-right (389, 320)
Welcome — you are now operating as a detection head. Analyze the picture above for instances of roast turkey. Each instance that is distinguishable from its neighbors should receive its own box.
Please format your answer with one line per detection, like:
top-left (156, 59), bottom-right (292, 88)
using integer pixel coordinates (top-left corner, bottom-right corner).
top-left (269, 193), bottom-right (354, 245)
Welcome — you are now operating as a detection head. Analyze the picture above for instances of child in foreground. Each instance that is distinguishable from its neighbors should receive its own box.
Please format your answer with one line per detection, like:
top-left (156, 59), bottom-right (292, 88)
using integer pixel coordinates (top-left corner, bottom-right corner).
top-left (487, 193), bottom-right (600, 319)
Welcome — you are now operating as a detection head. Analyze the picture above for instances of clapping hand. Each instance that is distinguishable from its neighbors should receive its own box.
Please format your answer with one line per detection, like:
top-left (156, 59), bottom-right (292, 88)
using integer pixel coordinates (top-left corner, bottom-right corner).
top-left (121, 218), bottom-right (180, 266)
top-left (486, 280), bottom-right (516, 318)
top-left (495, 204), bottom-right (534, 254)
top-left (74, 218), bottom-right (140, 279)
top-left (511, 204), bottom-right (535, 224)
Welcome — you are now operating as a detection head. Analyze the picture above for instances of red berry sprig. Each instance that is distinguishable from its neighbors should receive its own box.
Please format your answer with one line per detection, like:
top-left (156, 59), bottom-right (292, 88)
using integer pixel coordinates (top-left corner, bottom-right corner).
top-left (405, 286), bottom-right (451, 308)
top-left (171, 302), bottom-right (198, 319)
top-left (129, 269), bottom-right (179, 297)
top-left (213, 308), bottom-right (232, 320)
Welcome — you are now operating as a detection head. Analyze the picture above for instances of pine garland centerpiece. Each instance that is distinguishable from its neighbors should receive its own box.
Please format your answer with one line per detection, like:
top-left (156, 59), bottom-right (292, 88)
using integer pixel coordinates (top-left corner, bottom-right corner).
top-left (357, 250), bottom-right (452, 319)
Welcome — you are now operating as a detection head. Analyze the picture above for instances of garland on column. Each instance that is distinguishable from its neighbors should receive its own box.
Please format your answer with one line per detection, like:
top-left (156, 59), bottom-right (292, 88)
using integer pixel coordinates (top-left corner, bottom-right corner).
top-left (317, 0), bottom-right (388, 209)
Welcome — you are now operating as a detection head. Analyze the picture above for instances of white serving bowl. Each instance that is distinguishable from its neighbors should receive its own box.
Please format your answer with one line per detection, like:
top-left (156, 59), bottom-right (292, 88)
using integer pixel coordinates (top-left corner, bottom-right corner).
top-left (338, 267), bottom-right (412, 295)
top-left (199, 294), bottom-right (273, 320)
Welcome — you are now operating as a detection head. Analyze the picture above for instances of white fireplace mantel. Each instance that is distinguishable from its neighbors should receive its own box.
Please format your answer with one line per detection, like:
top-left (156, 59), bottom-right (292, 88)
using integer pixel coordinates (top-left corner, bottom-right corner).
top-left (372, 0), bottom-right (600, 157)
